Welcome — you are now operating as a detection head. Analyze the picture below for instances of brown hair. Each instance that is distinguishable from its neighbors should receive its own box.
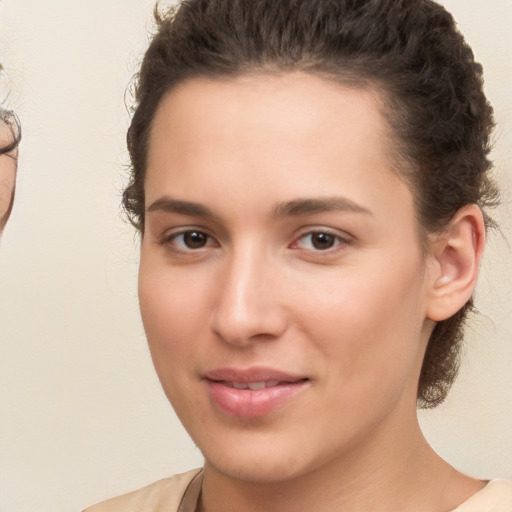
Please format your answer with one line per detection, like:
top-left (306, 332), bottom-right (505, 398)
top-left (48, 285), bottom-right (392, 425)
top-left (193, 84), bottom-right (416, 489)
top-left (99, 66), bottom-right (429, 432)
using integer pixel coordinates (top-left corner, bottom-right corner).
top-left (124, 0), bottom-right (498, 408)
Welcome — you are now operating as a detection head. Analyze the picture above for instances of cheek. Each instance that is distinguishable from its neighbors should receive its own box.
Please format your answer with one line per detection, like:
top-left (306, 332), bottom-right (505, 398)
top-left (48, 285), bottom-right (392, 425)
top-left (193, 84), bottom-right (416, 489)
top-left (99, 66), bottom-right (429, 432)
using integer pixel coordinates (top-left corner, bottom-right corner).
top-left (292, 255), bottom-right (427, 385)
top-left (139, 250), bottom-right (211, 327)
top-left (139, 262), bottom-right (201, 368)
top-left (138, 255), bottom-right (223, 401)
top-left (138, 269), bottom-right (201, 423)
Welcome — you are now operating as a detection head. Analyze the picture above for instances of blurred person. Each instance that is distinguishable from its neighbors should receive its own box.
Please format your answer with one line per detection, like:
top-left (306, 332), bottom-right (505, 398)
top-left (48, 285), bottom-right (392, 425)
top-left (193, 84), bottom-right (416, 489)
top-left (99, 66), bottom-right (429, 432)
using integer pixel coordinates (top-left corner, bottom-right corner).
top-left (0, 106), bottom-right (19, 234)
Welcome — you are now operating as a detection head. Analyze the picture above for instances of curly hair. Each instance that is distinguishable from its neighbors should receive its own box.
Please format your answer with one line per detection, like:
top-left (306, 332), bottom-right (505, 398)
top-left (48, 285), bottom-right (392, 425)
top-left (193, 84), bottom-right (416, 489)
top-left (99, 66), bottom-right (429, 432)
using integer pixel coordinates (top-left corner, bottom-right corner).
top-left (124, 0), bottom-right (498, 408)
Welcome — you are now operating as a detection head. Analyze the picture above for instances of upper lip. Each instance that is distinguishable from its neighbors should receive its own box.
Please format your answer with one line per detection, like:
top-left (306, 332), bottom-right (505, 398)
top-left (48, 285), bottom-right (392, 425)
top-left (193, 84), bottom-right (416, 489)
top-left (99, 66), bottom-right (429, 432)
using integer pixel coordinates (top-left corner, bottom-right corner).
top-left (203, 366), bottom-right (307, 384)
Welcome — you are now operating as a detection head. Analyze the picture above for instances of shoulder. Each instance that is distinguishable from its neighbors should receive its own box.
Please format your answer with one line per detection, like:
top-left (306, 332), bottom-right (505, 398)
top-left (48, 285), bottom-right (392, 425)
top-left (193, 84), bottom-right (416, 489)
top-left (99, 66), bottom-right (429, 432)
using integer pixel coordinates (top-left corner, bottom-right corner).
top-left (452, 480), bottom-right (512, 512)
top-left (82, 468), bottom-right (202, 512)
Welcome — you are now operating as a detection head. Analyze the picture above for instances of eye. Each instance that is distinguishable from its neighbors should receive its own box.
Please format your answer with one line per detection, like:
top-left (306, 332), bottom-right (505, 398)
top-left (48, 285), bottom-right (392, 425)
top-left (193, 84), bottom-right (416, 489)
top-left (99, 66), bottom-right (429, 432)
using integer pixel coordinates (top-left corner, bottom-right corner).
top-left (167, 230), bottom-right (215, 250)
top-left (293, 231), bottom-right (348, 251)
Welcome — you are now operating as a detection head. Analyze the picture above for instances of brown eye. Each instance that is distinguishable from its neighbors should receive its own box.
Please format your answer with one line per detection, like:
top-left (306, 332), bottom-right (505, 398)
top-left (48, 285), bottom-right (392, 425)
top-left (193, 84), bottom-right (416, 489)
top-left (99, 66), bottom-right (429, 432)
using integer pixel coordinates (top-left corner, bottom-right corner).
top-left (310, 232), bottom-right (337, 250)
top-left (165, 229), bottom-right (218, 253)
top-left (182, 231), bottom-right (209, 249)
top-left (293, 231), bottom-right (346, 252)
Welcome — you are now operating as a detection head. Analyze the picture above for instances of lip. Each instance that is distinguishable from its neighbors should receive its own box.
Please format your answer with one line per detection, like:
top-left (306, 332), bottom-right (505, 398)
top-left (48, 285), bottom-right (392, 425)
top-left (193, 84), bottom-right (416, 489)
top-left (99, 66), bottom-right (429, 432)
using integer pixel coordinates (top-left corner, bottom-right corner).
top-left (203, 366), bottom-right (309, 418)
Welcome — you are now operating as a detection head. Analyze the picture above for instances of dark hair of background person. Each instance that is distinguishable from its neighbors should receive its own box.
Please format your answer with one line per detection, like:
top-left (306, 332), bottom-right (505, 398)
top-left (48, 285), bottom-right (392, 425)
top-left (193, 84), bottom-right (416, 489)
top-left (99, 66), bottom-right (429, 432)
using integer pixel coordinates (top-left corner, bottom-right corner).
top-left (123, 0), bottom-right (499, 408)
top-left (0, 107), bottom-right (20, 155)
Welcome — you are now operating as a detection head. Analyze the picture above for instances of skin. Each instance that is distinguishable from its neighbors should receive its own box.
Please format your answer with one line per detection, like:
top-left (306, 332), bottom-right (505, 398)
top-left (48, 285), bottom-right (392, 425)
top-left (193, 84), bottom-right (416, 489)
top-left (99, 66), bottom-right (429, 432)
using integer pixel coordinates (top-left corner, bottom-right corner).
top-left (139, 72), bottom-right (485, 511)
top-left (0, 120), bottom-right (18, 232)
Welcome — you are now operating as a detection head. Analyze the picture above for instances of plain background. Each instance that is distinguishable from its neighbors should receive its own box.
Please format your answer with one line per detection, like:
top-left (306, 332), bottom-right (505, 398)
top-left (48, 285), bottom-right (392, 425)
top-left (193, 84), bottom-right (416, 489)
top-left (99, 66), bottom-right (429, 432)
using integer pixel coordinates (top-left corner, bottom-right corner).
top-left (0, 1), bottom-right (511, 511)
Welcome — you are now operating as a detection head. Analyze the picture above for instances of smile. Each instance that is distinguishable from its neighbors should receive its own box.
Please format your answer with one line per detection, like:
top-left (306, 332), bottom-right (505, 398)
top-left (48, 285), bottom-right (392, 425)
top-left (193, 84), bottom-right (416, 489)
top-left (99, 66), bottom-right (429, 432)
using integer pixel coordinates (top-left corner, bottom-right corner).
top-left (223, 380), bottom-right (280, 390)
top-left (203, 368), bottom-right (309, 418)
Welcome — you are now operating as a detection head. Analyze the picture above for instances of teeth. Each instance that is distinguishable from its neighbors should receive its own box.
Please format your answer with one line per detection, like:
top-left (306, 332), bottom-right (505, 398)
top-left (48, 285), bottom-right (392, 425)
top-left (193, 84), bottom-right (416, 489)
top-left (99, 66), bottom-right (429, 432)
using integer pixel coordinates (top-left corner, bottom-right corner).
top-left (228, 381), bottom-right (281, 390)
top-left (248, 382), bottom-right (266, 390)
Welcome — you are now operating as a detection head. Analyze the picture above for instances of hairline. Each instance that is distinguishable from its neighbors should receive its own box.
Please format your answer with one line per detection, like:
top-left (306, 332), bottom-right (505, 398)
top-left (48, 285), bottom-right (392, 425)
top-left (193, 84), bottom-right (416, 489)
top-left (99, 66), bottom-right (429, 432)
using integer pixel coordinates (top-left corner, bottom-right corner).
top-left (140, 68), bottom-right (429, 245)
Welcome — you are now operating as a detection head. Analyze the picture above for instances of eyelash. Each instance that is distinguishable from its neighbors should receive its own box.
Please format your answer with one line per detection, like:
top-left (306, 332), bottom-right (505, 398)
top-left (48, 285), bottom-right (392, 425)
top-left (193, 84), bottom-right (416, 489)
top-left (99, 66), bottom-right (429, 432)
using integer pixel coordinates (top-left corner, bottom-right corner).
top-left (161, 228), bottom-right (351, 255)
top-left (163, 229), bottom-right (217, 251)
top-left (290, 230), bottom-right (351, 253)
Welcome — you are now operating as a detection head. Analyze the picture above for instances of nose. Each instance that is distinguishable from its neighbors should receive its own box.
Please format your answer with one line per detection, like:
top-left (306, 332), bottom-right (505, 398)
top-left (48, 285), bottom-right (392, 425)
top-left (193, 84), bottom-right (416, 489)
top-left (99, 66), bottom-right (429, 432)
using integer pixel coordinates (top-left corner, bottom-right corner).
top-left (210, 245), bottom-right (288, 346)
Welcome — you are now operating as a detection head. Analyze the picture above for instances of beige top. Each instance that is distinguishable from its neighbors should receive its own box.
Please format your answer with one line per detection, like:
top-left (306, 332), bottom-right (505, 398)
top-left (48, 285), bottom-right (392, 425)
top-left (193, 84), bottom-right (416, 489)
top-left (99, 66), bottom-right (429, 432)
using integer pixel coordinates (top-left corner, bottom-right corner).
top-left (83, 469), bottom-right (512, 512)
top-left (451, 480), bottom-right (512, 512)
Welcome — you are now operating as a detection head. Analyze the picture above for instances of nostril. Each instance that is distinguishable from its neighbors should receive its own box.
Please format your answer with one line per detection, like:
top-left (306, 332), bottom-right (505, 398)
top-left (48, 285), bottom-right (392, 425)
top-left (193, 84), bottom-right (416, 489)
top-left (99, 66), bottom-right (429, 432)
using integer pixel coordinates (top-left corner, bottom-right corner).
top-left (209, 257), bottom-right (287, 345)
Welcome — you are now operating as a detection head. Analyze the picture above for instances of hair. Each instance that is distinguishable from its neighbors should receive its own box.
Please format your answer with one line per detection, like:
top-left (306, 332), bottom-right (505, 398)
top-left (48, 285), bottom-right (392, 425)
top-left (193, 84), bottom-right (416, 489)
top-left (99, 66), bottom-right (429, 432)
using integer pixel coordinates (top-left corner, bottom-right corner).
top-left (0, 61), bottom-right (21, 156)
top-left (124, 0), bottom-right (498, 408)
top-left (0, 107), bottom-right (21, 156)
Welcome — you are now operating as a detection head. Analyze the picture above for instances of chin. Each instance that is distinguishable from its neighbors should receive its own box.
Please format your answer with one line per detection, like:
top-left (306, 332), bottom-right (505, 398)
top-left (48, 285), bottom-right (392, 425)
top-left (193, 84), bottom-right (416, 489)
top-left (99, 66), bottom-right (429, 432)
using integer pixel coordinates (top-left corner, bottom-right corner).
top-left (206, 456), bottom-right (309, 484)
top-left (198, 431), bottom-right (326, 484)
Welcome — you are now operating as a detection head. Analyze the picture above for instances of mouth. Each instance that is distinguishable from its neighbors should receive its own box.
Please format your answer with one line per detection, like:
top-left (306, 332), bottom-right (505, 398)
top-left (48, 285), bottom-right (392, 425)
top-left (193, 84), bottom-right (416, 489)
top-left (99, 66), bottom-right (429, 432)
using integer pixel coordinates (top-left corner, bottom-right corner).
top-left (203, 367), bottom-right (309, 418)
top-left (221, 380), bottom-right (283, 390)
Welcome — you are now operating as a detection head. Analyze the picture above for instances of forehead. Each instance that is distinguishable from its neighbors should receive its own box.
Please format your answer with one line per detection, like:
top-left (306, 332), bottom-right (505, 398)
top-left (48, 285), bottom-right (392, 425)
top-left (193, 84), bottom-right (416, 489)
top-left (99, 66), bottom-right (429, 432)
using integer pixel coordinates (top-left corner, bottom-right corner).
top-left (151, 72), bottom-right (389, 144)
top-left (145, 72), bottom-right (415, 229)
top-left (148, 73), bottom-right (398, 180)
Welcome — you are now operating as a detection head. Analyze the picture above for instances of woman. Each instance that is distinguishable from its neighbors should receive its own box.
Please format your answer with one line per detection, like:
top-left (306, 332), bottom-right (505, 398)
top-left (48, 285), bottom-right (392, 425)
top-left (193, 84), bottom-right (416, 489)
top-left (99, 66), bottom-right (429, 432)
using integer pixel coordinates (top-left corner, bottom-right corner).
top-left (0, 107), bottom-right (20, 234)
top-left (85, 0), bottom-right (512, 510)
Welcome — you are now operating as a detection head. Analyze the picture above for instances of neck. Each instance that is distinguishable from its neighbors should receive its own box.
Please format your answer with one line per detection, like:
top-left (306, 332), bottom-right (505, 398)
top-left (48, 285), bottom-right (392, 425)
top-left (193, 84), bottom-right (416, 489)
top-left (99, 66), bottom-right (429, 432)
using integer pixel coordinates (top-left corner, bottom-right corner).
top-left (198, 412), bottom-right (482, 512)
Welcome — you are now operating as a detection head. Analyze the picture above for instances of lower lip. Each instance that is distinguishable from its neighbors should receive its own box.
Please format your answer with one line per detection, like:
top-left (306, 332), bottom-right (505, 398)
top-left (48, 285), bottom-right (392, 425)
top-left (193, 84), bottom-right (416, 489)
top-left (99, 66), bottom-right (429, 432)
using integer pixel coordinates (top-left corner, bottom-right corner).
top-left (206, 380), bottom-right (308, 418)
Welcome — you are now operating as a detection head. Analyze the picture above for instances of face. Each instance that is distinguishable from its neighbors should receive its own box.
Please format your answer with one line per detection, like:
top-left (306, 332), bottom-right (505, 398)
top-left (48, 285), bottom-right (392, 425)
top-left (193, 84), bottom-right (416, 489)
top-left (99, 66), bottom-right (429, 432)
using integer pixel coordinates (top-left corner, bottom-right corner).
top-left (0, 119), bottom-right (18, 232)
top-left (139, 73), bottom-right (437, 483)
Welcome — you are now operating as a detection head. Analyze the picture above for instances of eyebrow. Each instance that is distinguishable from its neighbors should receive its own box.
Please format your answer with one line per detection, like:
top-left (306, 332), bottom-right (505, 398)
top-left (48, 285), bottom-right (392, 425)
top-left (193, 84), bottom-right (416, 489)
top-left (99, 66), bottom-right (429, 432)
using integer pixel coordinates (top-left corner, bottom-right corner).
top-left (274, 197), bottom-right (373, 217)
top-left (146, 196), bottom-right (373, 219)
top-left (146, 197), bottom-right (217, 218)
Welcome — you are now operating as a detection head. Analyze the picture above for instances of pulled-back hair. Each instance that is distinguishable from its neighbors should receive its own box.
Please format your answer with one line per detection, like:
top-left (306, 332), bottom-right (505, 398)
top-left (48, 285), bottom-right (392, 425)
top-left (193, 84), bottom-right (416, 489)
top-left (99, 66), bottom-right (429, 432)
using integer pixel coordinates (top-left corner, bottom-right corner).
top-left (125, 0), bottom-right (498, 408)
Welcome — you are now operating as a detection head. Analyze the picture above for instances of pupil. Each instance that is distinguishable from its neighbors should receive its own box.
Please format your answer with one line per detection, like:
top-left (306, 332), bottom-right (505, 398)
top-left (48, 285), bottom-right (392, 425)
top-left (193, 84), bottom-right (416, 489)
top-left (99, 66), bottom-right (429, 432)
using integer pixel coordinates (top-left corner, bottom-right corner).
top-left (184, 231), bottom-right (207, 248)
top-left (312, 233), bottom-right (335, 250)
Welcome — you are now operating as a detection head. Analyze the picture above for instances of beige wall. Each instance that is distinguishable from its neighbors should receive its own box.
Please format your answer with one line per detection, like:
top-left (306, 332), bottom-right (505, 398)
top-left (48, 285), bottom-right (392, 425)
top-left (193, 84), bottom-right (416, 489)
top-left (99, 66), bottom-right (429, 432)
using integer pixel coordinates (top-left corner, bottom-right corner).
top-left (0, 1), bottom-right (510, 510)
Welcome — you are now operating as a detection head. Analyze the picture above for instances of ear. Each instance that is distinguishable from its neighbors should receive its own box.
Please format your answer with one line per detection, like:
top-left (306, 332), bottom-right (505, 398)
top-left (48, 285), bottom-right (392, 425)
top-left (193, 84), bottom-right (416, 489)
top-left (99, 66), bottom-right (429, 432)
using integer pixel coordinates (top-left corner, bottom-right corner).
top-left (426, 204), bottom-right (486, 322)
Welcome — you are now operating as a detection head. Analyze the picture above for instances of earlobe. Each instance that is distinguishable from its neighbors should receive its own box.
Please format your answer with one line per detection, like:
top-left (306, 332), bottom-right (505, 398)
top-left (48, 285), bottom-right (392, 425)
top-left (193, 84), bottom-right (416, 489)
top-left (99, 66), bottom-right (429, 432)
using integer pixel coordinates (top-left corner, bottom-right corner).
top-left (426, 204), bottom-right (486, 322)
